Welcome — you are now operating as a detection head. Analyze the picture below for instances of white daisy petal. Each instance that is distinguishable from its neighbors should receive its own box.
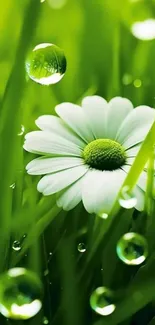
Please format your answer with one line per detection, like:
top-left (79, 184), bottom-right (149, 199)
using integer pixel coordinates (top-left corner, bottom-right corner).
top-left (56, 175), bottom-right (86, 211)
top-left (82, 96), bottom-right (108, 138)
top-left (35, 115), bottom-right (85, 148)
top-left (55, 103), bottom-right (94, 143)
top-left (24, 131), bottom-right (82, 156)
top-left (116, 106), bottom-right (155, 149)
top-left (37, 165), bottom-right (88, 195)
top-left (133, 185), bottom-right (145, 211)
top-left (26, 157), bottom-right (84, 175)
top-left (106, 97), bottom-right (133, 139)
top-left (82, 168), bottom-right (126, 214)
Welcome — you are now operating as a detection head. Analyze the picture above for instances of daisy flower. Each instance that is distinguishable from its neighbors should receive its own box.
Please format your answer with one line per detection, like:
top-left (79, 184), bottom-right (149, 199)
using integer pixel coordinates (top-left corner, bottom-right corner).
top-left (24, 96), bottom-right (155, 214)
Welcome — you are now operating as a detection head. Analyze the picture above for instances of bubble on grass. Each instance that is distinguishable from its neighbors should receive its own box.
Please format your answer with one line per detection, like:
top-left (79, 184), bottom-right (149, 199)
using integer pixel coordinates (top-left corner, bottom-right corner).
top-left (43, 316), bottom-right (49, 324)
top-left (131, 19), bottom-right (155, 41)
top-left (12, 241), bottom-right (21, 252)
top-left (77, 243), bottom-right (86, 253)
top-left (25, 43), bottom-right (67, 85)
top-left (119, 186), bottom-right (137, 209)
top-left (48, 0), bottom-right (67, 9)
top-left (116, 232), bottom-right (148, 265)
top-left (133, 79), bottom-right (142, 88)
top-left (122, 74), bottom-right (133, 85)
top-left (18, 125), bottom-right (25, 136)
top-left (0, 268), bottom-right (43, 320)
top-left (10, 183), bottom-right (15, 190)
top-left (90, 287), bottom-right (116, 316)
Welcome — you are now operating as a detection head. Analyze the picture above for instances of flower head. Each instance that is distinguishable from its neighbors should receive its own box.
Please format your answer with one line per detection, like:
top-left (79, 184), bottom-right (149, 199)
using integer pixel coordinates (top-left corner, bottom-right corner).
top-left (24, 96), bottom-right (155, 214)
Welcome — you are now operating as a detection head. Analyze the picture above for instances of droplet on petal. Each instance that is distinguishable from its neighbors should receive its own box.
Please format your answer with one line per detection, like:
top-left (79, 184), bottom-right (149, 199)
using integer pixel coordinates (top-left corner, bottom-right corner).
top-left (25, 43), bottom-right (67, 85)
top-left (12, 241), bottom-right (21, 252)
top-left (119, 186), bottom-right (137, 209)
top-left (90, 287), bottom-right (116, 316)
top-left (0, 268), bottom-right (43, 320)
top-left (77, 243), bottom-right (86, 253)
top-left (116, 232), bottom-right (148, 265)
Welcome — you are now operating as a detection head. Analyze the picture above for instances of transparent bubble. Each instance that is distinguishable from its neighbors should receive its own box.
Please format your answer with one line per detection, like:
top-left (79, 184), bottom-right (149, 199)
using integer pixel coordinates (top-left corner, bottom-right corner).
top-left (48, 0), bottom-right (67, 9)
top-left (90, 287), bottom-right (116, 316)
top-left (77, 243), bottom-right (86, 253)
top-left (43, 316), bottom-right (49, 324)
top-left (25, 43), bottom-right (67, 85)
top-left (122, 74), bottom-right (133, 85)
top-left (119, 186), bottom-right (137, 209)
top-left (18, 125), bottom-right (25, 136)
top-left (116, 232), bottom-right (148, 265)
top-left (9, 183), bottom-right (15, 190)
top-left (0, 268), bottom-right (43, 320)
top-left (133, 79), bottom-right (142, 88)
top-left (12, 241), bottom-right (21, 252)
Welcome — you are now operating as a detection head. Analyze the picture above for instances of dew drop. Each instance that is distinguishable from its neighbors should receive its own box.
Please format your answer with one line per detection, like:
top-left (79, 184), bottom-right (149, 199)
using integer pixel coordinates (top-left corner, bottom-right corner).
top-left (44, 269), bottom-right (49, 276)
top-left (25, 43), bottom-right (67, 85)
top-left (12, 241), bottom-right (21, 252)
top-left (98, 212), bottom-right (108, 219)
top-left (0, 268), bottom-right (43, 320)
top-left (116, 232), bottom-right (148, 265)
top-left (43, 316), bottom-right (49, 324)
top-left (90, 287), bottom-right (116, 316)
top-left (122, 74), bottom-right (133, 85)
top-left (119, 186), bottom-right (137, 209)
top-left (77, 243), bottom-right (86, 253)
top-left (17, 125), bottom-right (25, 136)
top-left (133, 79), bottom-right (142, 88)
top-left (9, 183), bottom-right (15, 190)
top-left (48, 0), bottom-right (67, 9)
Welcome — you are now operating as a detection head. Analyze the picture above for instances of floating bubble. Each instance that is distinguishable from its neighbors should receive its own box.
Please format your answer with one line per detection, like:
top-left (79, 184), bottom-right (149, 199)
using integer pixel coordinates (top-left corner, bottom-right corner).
top-left (133, 79), bottom-right (142, 88)
top-left (77, 243), bottom-right (86, 253)
top-left (90, 287), bottom-right (116, 316)
top-left (131, 19), bottom-right (155, 40)
top-left (9, 183), bottom-right (15, 190)
top-left (116, 232), bottom-right (148, 265)
top-left (0, 268), bottom-right (43, 320)
top-left (12, 241), bottom-right (21, 252)
top-left (48, 0), bottom-right (67, 9)
top-left (25, 43), bottom-right (67, 85)
top-left (18, 125), bottom-right (25, 136)
top-left (119, 186), bottom-right (137, 209)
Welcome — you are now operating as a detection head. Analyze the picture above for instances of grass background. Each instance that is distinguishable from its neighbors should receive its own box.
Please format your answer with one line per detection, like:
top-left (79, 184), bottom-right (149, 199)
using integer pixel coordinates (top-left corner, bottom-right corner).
top-left (0, 0), bottom-right (155, 324)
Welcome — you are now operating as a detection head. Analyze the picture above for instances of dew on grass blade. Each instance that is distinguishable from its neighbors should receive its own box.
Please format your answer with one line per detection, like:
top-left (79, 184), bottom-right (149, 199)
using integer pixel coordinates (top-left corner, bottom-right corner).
top-left (25, 43), bottom-right (67, 85)
top-left (122, 74), bottom-right (133, 85)
top-left (9, 183), bottom-right (15, 190)
top-left (0, 268), bottom-right (43, 320)
top-left (17, 125), bottom-right (25, 136)
top-left (48, 0), bottom-right (67, 9)
top-left (43, 316), bottom-right (49, 324)
top-left (77, 243), bottom-right (86, 253)
top-left (133, 79), bottom-right (142, 88)
top-left (12, 241), bottom-right (21, 252)
top-left (119, 186), bottom-right (137, 209)
top-left (116, 232), bottom-right (148, 265)
top-left (90, 287), bottom-right (116, 316)
top-left (98, 212), bottom-right (108, 220)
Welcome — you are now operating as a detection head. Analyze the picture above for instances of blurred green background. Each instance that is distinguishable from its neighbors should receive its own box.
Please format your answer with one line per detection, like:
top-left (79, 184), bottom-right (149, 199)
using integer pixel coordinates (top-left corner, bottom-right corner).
top-left (0, 0), bottom-right (155, 325)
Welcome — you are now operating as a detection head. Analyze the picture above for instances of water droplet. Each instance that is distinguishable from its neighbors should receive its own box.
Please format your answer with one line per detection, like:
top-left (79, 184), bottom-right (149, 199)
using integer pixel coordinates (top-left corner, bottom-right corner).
top-left (43, 316), bottom-right (49, 324)
top-left (122, 74), bottom-right (133, 85)
top-left (40, 0), bottom-right (45, 2)
top-left (119, 186), bottom-right (137, 209)
top-left (44, 269), bottom-right (49, 276)
top-left (131, 19), bottom-right (155, 41)
top-left (10, 183), bottom-right (15, 190)
top-left (116, 232), bottom-right (148, 265)
top-left (90, 287), bottom-right (116, 316)
top-left (25, 43), bottom-right (67, 85)
top-left (49, 252), bottom-right (52, 256)
top-left (48, 0), bottom-right (67, 9)
top-left (77, 243), bottom-right (86, 253)
top-left (17, 125), bottom-right (25, 136)
top-left (0, 268), bottom-right (43, 320)
top-left (133, 79), bottom-right (142, 88)
top-left (98, 212), bottom-right (108, 219)
top-left (12, 241), bottom-right (21, 252)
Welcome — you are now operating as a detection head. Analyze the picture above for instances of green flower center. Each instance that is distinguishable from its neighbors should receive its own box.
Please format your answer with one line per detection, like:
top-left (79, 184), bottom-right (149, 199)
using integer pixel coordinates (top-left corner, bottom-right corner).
top-left (83, 139), bottom-right (126, 171)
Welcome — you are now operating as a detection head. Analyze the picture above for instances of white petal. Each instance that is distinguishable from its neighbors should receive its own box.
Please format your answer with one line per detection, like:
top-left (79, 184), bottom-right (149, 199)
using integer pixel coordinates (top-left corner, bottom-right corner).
top-left (56, 175), bottom-right (86, 211)
top-left (133, 185), bottom-right (145, 211)
top-left (125, 144), bottom-right (141, 157)
top-left (106, 97), bottom-right (133, 139)
top-left (36, 115), bottom-right (85, 148)
top-left (55, 103), bottom-right (94, 143)
top-left (82, 168), bottom-right (126, 214)
top-left (116, 106), bottom-right (155, 149)
top-left (82, 96), bottom-right (108, 138)
top-left (26, 157), bottom-right (84, 175)
top-left (24, 131), bottom-right (82, 156)
top-left (37, 165), bottom-right (88, 195)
